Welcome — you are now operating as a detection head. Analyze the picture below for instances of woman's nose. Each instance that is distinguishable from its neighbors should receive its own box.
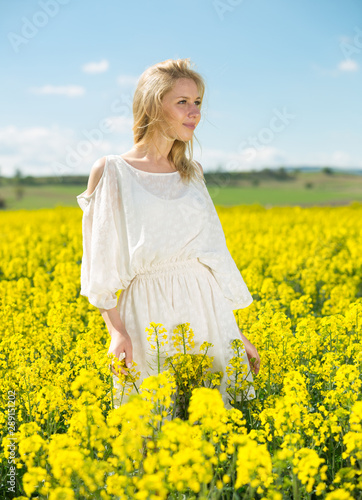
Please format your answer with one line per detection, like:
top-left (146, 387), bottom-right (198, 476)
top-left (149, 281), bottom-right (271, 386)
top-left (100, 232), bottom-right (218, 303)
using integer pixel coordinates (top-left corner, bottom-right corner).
top-left (189, 104), bottom-right (200, 117)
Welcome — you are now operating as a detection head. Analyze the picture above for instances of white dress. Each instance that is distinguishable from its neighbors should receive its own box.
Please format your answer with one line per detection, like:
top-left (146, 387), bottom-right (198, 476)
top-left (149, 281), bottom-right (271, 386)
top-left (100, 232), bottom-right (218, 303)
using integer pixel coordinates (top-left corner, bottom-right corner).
top-left (76, 154), bottom-right (255, 408)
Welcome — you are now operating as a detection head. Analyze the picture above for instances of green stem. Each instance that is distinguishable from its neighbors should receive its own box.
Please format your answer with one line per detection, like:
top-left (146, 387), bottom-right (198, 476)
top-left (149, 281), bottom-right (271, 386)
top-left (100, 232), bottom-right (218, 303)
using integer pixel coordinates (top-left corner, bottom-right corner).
top-left (109, 370), bottom-right (114, 410)
top-left (292, 472), bottom-right (300, 500)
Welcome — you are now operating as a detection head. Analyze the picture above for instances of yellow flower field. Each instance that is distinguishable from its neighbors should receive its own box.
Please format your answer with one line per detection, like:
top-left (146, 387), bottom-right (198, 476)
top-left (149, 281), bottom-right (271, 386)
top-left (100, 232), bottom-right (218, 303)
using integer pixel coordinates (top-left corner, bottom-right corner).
top-left (1, 202), bottom-right (362, 499)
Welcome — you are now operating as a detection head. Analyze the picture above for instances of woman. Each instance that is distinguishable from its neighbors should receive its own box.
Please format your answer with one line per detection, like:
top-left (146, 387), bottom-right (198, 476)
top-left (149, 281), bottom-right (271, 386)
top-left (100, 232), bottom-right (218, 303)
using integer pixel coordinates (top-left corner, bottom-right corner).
top-left (76, 58), bottom-right (260, 408)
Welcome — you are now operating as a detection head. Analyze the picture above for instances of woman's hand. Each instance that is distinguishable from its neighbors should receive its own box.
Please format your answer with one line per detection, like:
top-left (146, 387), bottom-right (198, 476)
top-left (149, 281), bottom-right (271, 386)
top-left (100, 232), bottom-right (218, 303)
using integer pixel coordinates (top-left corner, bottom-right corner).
top-left (108, 329), bottom-right (133, 376)
top-left (98, 306), bottom-right (133, 377)
top-left (239, 329), bottom-right (261, 375)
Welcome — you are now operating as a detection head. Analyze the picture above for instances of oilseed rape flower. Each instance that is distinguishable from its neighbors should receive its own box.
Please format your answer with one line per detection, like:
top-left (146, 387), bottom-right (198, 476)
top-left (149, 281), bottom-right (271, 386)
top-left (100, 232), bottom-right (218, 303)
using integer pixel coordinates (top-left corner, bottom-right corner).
top-left (146, 322), bottom-right (169, 375)
top-left (140, 370), bottom-right (176, 420)
top-left (188, 387), bottom-right (228, 435)
top-left (226, 338), bottom-right (254, 405)
top-left (170, 322), bottom-right (195, 353)
top-left (292, 448), bottom-right (327, 493)
top-left (2, 203), bottom-right (362, 498)
top-left (325, 490), bottom-right (355, 500)
top-left (342, 400), bottom-right (362, 466)
top-left (234, 434), bottom-right (273, 492)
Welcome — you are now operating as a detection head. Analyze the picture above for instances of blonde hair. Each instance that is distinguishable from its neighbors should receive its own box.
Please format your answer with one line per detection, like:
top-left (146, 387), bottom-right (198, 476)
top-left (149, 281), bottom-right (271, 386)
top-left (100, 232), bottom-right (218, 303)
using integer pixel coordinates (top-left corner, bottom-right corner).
top-left (131, 58), bottom-right (206, 184)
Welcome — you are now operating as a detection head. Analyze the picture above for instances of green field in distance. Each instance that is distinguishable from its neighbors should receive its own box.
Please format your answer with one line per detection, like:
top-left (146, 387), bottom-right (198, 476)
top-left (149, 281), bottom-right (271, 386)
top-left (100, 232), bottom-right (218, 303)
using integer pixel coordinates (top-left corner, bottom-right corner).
top-left (1, 170), bottom-right (362, 210)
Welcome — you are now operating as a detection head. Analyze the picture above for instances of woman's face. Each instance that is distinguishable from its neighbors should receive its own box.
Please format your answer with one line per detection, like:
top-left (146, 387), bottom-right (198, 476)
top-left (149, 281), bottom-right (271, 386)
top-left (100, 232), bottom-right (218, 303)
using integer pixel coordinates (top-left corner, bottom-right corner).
top-left (161, 78), bottom-right (202, 141)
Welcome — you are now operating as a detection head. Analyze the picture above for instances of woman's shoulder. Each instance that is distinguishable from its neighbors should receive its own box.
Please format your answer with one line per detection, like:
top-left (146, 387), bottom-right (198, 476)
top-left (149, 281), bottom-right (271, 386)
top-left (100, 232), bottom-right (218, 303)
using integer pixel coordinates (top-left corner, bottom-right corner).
top-left (84, 156), bottom-right (108, 197)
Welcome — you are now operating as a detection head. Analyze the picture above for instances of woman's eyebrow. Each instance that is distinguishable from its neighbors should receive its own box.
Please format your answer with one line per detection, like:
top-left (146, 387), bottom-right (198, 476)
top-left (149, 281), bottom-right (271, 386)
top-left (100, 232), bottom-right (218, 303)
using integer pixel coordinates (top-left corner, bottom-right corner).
top-left (176, 95), bottom-right (201, 99)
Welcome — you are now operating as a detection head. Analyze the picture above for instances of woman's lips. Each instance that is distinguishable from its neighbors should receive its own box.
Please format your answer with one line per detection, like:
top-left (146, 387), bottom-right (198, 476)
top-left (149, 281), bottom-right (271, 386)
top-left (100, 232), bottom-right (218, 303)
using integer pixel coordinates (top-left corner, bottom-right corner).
top-left (183, 123), bottom-right (196, 129)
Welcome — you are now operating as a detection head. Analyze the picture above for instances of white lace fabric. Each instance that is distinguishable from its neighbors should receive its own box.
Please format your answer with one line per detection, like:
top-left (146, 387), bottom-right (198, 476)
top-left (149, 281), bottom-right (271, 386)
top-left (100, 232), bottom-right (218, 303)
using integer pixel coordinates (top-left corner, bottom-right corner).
top-left (77, 154), bottom-right (253, 311)
top-left (76, 155), bottom-right (255, 407)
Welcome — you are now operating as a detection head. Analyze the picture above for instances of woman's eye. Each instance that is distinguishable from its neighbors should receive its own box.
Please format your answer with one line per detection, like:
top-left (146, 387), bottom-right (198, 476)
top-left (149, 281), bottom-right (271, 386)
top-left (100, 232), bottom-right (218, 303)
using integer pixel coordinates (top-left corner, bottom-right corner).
top-left (178, 100), bottom-right (202, 106)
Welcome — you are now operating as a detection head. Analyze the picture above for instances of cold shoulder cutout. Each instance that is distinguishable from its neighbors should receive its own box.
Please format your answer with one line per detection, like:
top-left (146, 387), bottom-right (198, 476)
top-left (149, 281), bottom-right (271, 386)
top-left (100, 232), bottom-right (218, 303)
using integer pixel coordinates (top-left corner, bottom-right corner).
top-left (84, 156), bottom-right (107, 198)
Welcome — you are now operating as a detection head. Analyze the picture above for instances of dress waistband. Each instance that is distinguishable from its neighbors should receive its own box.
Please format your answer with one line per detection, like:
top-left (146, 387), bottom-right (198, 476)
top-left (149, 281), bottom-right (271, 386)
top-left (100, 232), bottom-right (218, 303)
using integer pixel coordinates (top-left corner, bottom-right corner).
top-left (133, 258), bottom-right (207, 280)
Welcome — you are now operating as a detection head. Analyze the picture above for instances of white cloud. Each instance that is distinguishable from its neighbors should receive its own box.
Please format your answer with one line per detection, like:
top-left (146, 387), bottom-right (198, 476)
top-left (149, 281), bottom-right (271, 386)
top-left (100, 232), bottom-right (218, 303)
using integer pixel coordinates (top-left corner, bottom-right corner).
top-left (330, 150), bottom-right (352, 165)
top-left (318, 150), bottom-right (354, 168)
top-left (311, 63), bottom-right (339, 77)
top-left (312, 58), bottom-right (359, 77)
top-left (0, 124), bottom-right (133, 177)
top-left (103, 115), bottom-right (133, 135)
top-left (0, 124), bottom-right (74, 176)
top-left (338, 59), bottom-right (359, 72)
top-left (117, 75), bottom-right (139, 87)
top-left (82, 59), bottom-right (109, 74)
top-left (338, 34), bottom-right (353, 45)
top-left (195, 146), bottom-right (362, 173)
top-left (195, 146), bottom-right (287, 172)
top-left (286, 150), bottom-right (361, 169)
top-left (1, 124), bottom-right (360, 177)
top-left (30, 85), bottom-right (85, 97)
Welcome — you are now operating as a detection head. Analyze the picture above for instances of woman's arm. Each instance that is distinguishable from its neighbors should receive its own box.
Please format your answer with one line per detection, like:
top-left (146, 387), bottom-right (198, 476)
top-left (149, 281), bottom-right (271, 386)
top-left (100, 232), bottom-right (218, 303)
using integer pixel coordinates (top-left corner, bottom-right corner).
top-left (239, 328), bottom-right (261, 375)
top-left (98, 306), bottom-right (133, 376)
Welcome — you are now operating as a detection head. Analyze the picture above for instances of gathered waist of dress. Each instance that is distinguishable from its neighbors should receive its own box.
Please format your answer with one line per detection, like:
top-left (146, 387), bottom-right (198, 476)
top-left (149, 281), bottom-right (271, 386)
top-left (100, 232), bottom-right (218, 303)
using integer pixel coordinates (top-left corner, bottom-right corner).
top-left (133, 258), bottom-right (210, 280)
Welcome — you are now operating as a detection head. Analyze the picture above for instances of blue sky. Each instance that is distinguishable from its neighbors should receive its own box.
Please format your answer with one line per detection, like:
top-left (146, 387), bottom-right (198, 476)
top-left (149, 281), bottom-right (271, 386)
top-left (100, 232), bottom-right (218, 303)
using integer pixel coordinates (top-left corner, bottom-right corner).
top-left (1, 0), bottom-right (361, 177)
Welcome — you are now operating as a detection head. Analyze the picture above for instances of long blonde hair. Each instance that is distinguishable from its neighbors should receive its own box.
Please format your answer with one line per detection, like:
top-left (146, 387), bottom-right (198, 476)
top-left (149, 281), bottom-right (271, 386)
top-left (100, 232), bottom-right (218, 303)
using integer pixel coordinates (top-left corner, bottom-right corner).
top-left (132, 58), bottom-right (206, 184)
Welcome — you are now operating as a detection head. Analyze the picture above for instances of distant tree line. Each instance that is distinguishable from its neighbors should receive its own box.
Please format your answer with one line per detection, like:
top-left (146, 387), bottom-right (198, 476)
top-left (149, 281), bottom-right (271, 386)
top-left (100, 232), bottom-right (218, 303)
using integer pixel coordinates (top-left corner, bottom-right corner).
top-left (0, 165), bottom-right (336, 209)
top-left (0, 169), bottom-right (88, 186)
top-left (205, 166), bottom-right (298, 186)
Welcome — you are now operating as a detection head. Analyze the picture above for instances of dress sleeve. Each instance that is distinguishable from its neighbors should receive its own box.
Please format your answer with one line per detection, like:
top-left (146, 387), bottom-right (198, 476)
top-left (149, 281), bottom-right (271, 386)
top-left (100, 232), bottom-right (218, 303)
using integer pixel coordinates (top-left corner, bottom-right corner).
top-left (196, 180), bottom-right (254, 311)
top-left (76, 157), bottom-right (133, 310)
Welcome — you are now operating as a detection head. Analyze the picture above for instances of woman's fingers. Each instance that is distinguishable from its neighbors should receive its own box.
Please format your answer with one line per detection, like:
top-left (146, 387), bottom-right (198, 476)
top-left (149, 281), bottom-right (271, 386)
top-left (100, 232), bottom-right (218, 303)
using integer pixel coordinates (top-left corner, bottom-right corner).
top-left (108, 352), bottom-right (129, 376)
top-left (247, 351), bottom-right (261, 375)
top-left (108, 331), bottom-right (134, 376)
top-left (125, 343), bottom-right (133, 369)
top-left (110, 363), bottom-right (120, 377)
top-left (250, 345), bottom-right (260, 375)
